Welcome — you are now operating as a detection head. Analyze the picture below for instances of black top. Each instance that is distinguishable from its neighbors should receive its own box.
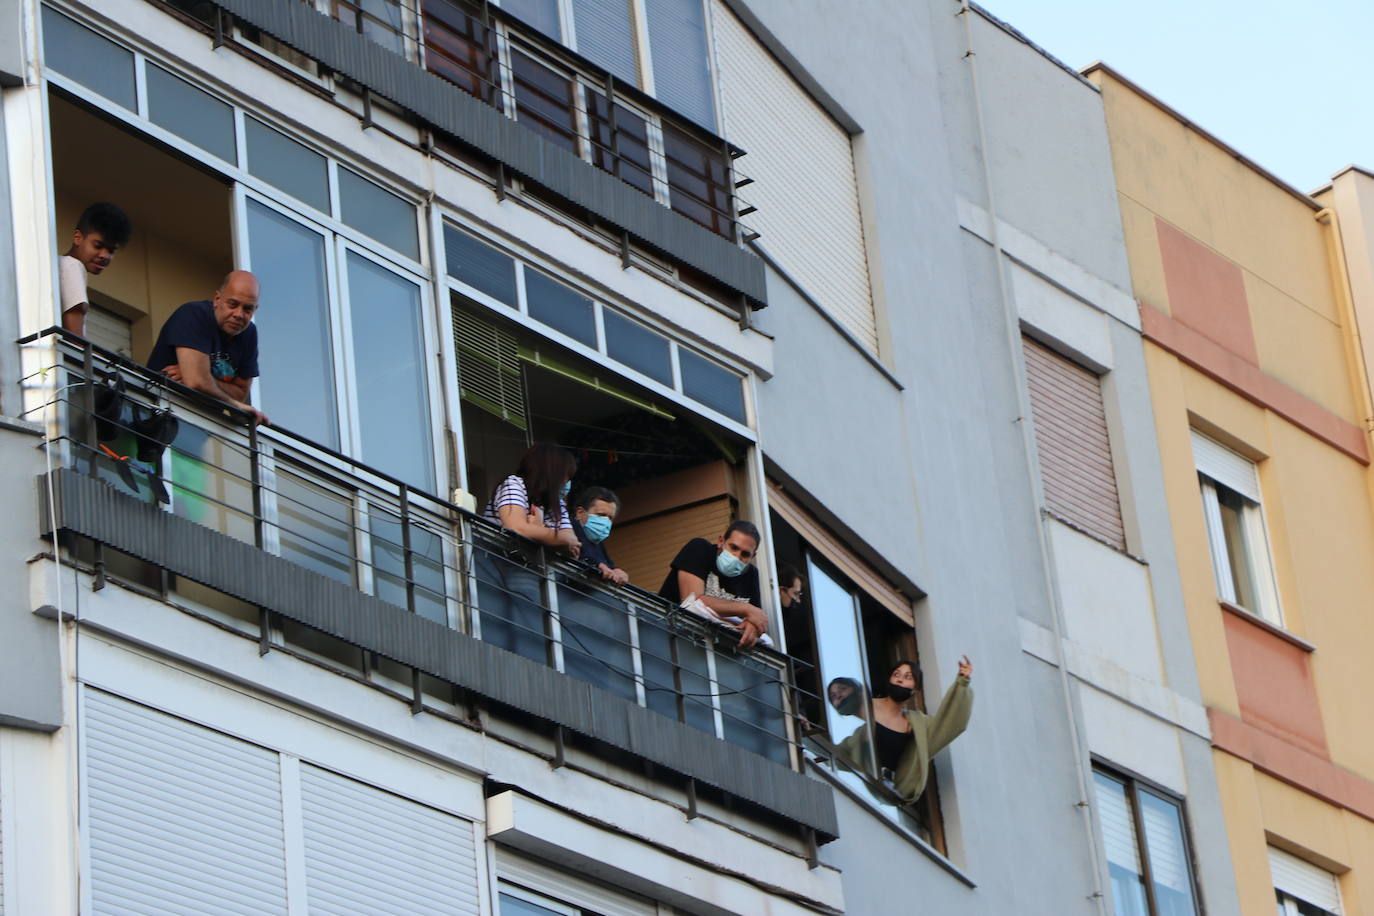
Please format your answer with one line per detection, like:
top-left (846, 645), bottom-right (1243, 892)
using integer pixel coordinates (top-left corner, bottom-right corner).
top-left (147, 300), bottom-right (260, 380)
top-left (571, 517), bottom-right (615, 571)
top-left (658, 537), bottom-right (761, 606)
top-left (873, 721), bottom-right (911, 772)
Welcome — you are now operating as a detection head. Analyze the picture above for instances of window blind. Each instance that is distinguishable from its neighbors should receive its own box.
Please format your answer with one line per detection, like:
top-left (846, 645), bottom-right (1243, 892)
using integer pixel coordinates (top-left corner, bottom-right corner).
top-left (644, 0), bottom-right (715, 128)
top-left (1023, 337), bottom-right (1126, 548)
top-left (1190, 430), bottom-right (1260, 502)
top-left (83, 690), bottom-right (290, 915)
top-left (1093, 773), bottom-right (1142, 874)
top-left (571, 0), bottom-right (640, 86)
top-left (1270, 846), bottom-right (1343, 914)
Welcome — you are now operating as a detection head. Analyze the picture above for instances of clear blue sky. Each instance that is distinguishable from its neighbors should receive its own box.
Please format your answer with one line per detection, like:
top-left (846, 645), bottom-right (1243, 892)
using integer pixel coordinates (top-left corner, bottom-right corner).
top-left (978, 0), bottom-right (1374, 192)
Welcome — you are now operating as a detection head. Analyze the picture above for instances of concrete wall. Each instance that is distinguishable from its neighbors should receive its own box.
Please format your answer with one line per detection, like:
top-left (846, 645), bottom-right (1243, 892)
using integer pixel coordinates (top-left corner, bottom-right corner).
top-left (1093, 66), bottom-right (1374, 915)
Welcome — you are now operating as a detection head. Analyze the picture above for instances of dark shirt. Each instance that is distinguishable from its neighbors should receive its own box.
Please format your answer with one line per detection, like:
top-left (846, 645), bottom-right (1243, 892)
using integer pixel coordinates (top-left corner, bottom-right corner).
top-left (873, 721), bottom-right (911, 772)
top-left (658, 537), bottom-right (761, 606)
top-left (571, 517), bottom-right (615, 571)
top-left (147, 300), bottom-right (259, 381)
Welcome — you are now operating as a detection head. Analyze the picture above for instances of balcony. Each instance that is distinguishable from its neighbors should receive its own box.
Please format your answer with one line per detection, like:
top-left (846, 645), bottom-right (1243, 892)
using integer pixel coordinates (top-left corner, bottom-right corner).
top-left (23, 328), bottom-right (835, 841)
top-left (156, 0), bottom-right (766, 307)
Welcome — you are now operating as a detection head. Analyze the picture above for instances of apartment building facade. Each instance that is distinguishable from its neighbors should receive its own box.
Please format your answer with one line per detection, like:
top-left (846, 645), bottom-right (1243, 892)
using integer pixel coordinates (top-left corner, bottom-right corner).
top-left (0, 0), bottom-right (1242, 913)
top-left (1089, 64), bottom-right (1374, 916)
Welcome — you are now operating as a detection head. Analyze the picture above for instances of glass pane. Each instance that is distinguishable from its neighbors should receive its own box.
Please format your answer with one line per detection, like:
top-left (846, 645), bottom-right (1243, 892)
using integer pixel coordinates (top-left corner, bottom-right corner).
top-left (1139, 791), bottom-right (1200, 916)
top-left (369, 509), bottom-right (447, 623)
top-left (1093, 771), bottom-right (1151, 916)
top-left (42, 8), bottom-right (137, 111)
top-left (678, 348), bottom-right (745, 422)
top-left (663, 122), bottom-right (733, 238)
top-left (498, 893), bottom-right (563, 916)
top-left (168, 421), bottom-right (255, 544)
top-left (473, 545), bottom-right (548, 663)
top-left (603, 310), bottom-right (671, 384)
top-left (337, 167), bottom-right (420, 260)
top-left (501, 0), bottom-right (560, 38)
top-left (422, 0), bottom-right (495, 102)
top-left (245, 117), bottom-right (330, 213)
top-left (146, 64), bottom-right (237, 163)
top-left (644, 0), bottom-right (715, 128)
top-left (524, 268), bottom-right (596, 346)
top-left (510, 50), bottom-right (579, 153)
top-left (1216, 485), bottom-right (1258, 612)
top-left (586, 92), bottom-right (655, 197)
top-left (444, 225), bottom-right (517, 305)
top-left (717, 652), bottom-right (788, 763)
top-left (246, 200), bottom-right (339, 447)
top-left (346, 251), bottom-right (435, 490)
top-left (277, 468), bottom-right (355, 585)
top-left (556, 582), bottom-right (637, 702)
top-left (334, 0), bottom-right (404, 54)
top-left (571, 0), bottom-right (640, 86)
top-left (637, 612), bottom-right (716, 734)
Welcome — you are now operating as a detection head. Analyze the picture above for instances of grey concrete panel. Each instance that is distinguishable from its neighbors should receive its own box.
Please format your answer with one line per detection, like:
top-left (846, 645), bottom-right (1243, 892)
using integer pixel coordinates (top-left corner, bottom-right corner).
top-left (0, 0), bottom-right (24, 87)
top-left (42, 468), bottom-right (838, 838)
top-left (1, 425), bottom-right (62, 730)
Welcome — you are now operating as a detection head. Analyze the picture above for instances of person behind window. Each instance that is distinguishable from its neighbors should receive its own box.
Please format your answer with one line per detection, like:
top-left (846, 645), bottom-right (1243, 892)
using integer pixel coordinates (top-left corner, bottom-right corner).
top-left (658, 520), bottom-right (768, 648)
top-left (483, 444), bottom-right (581, 558)
top-left (570, 486), bottom-right (629, 584)
top-left (147, 270), bottom-right (269, 426)
top-left (829, 657), bottom-right (973, 803)
top-left (777, 562), bottom-right (804, 609)
top-left (60, 202), bottom-right (132, 336)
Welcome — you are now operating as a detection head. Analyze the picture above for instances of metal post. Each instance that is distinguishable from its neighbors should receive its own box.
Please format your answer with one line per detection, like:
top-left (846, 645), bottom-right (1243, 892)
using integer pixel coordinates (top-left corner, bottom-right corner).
top-left (399, 487), bottom-right (416, 614)
top-left (81, 340), bottom-right (98, 479)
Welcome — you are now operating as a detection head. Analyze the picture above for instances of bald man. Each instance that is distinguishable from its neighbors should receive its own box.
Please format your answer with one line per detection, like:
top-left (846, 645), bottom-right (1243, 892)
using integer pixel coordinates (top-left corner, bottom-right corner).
top-left (148, 270), bottom-right (269, 425)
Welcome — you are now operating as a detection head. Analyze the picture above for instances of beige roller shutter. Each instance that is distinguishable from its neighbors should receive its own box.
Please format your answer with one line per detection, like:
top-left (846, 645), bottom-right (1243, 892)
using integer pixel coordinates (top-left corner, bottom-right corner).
top-left (606, 496), bottom-right (734, 591)
top-left (712, 1), bottom-right (876, 352)
top-left (1023, 336), bottom-right (1126, 549)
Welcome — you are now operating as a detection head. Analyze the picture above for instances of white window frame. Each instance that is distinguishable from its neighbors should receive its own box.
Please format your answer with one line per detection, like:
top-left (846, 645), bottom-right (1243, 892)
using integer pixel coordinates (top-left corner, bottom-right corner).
top-left (1192, 432), bottom-right (1282, 625)
top-left (1092, 763), bottom-right (1201, 916)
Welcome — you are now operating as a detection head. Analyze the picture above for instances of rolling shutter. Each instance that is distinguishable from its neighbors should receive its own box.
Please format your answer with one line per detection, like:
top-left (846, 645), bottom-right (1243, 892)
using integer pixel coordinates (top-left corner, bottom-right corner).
top-left (1270, 846), bottom-right (1343, 914)
top-left (1190, 430), bottom-right (1260, 501)
top-left (571, 0), bottom-right (640, 86)
top-left (644, 0), bottom-right (715, 128)
top-left (1023, 336), bottom-right (1126, 549)
top-left (1093, 772), bottom-right (1142, 874)
top-left (83, 690), bottom-right (289, 915)
top-left (86, 306), bottom-right (133, 359)
top-left (454, 304), bottom-right (529, 430)
top-left (711, 1), bottom-right (876, 352)
top-left (299, 764), bottom-right (482, 915)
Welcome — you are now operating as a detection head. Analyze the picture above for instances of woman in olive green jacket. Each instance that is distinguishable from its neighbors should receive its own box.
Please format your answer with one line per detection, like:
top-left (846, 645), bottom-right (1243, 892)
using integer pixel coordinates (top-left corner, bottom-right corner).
top-left (832, 657), bottom-right (973, 803)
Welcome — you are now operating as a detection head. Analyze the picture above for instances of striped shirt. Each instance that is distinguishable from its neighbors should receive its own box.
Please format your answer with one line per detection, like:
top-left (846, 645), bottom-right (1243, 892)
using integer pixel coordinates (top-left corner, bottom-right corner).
top-left (484, 474), bottom-right (571, 531)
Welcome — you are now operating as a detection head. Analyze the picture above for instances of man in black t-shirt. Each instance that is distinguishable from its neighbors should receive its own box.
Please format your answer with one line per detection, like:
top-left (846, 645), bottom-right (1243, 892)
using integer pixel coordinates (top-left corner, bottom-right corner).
top-left (659, 520), bottom-right (768, 648)
top-left (148, 270), bottom-right (268, 425)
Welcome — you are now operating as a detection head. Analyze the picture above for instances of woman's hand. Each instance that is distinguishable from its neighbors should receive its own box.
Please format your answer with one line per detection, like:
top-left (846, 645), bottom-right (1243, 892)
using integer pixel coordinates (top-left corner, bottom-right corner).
top-left (958, 655), bottom-right (973, 679)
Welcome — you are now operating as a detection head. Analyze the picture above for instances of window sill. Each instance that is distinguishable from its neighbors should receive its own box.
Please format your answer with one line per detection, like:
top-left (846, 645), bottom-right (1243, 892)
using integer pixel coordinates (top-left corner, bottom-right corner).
top-left (1219, 601), bottom-right (1315, 653)
top-left (803, 756), bottom-right (976, 888)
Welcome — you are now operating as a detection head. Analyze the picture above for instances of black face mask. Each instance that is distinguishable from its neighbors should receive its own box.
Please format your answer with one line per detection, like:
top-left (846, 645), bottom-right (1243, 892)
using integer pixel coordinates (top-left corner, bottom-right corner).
top-left (885, 683), bottom-right (914, 703)
top-left (834, 690), bottom-right (863, 716)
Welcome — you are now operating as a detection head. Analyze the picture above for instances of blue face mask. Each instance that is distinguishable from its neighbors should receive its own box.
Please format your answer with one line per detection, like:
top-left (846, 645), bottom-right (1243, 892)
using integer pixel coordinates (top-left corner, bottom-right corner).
top-left (560, 481), bottom-right (572, 499)
top-left (582, 513), bottom-right (612, 543)
top-left (716, 550), bottom-right (747, 579)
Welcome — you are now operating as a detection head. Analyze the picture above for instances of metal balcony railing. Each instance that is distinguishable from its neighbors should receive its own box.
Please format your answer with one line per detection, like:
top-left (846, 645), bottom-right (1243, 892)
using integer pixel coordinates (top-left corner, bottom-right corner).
top-left (21, 328), bottom-right (808, 772)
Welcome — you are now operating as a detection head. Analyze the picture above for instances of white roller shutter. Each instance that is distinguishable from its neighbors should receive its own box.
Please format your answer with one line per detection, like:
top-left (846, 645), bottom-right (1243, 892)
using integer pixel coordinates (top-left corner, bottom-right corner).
top-left (1093, 772), bottom-right (1142, 874)
top-left (1270, 846), bottom-right (1343, 914)
top-left (83, 690), bottom-right (289, 915)
top-left (300, 763), bottom-right (481, 915)
top-left (571, 0), bottom-right (641, 86)
top-left (1138, 794), bottom-right (1191, 896)
top-left (497, 849), bottom-right (656, 916)
top-left (1190, 430), bottom-right (1260, 502)
top-left (711, 1), bottom-right (877, 352)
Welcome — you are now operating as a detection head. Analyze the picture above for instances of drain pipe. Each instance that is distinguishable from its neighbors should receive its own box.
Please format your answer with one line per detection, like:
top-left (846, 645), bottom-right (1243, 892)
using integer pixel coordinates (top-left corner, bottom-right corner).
top-left (955, 2), bottom-right (1107, 910)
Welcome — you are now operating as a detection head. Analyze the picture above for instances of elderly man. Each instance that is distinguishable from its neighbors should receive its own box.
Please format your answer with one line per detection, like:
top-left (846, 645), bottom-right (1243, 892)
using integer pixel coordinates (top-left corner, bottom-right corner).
top-left (147, 270), bottom-right (268, 425)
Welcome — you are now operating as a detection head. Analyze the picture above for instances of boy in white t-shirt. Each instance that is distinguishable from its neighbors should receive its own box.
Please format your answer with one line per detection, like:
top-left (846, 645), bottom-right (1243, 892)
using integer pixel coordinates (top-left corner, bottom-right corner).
top-left (60, 202), bottom-right (132, 336)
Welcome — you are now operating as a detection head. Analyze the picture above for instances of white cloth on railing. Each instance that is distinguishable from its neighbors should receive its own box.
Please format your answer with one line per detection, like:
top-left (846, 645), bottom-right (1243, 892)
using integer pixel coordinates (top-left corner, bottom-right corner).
top-left (678, 594), bottom-right (773, 647)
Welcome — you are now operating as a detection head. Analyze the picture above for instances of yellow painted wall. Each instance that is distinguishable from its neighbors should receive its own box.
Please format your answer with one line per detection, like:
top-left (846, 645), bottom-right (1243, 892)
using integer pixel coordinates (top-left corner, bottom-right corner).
top-left (1091, 66), bottom-right (1374, 914)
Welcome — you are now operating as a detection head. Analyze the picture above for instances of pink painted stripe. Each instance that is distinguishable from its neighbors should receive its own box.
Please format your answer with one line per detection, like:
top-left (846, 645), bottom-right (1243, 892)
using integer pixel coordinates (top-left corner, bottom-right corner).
top-left (1140, 304), bottom-right (1370, 465)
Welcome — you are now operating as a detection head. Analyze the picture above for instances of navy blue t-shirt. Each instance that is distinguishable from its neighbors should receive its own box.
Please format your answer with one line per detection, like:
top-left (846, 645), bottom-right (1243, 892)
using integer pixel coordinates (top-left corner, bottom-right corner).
top-left (571, 517), bottom-right (615, 571)
top-left (147, 300), bottom-right (259, 381)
